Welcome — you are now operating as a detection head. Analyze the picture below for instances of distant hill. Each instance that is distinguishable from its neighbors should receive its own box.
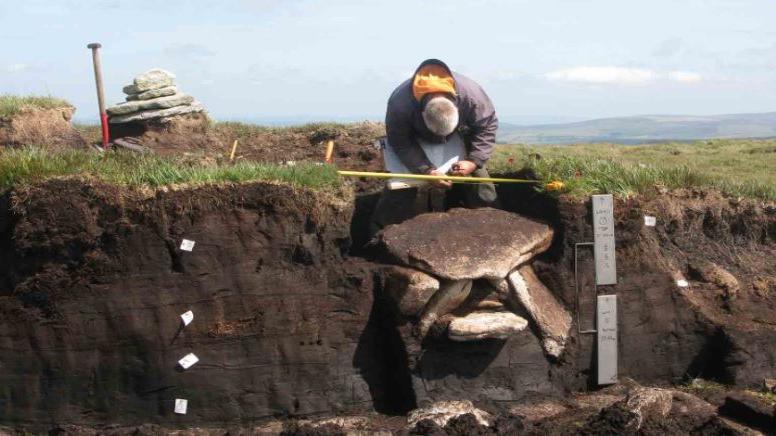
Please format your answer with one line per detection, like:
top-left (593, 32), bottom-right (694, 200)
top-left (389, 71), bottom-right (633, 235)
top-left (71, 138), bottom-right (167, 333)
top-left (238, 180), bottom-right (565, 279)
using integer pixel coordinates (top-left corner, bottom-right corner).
top-left (498, 112), bottom-right (776, 144)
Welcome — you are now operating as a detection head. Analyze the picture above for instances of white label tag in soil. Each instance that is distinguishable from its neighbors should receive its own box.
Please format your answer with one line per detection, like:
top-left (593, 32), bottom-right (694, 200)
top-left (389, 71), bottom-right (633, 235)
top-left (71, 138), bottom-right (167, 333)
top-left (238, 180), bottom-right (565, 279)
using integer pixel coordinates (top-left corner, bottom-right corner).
top-left (174, 398), bottom-right (188, 414)
top-left (180, 310), bottom-right (193, 326)
top-left (597, 295), bottom-right (618, 385)
top-left (180, 239), bottom-right (195, 251)
top-left (592, 194), bottom-right (617, 285)
top-left (644, 215), bottom-right (656, 227)
top-left (178, 353), bottom-right (199, 369)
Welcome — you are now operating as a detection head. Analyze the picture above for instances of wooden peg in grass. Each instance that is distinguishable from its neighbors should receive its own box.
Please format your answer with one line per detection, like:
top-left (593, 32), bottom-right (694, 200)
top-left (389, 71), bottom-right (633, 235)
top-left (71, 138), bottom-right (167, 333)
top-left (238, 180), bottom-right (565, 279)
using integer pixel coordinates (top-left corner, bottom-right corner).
top-left (324, 140), bottom-right (335, 164)
top-left (229, 139), bottom-right (239, 161)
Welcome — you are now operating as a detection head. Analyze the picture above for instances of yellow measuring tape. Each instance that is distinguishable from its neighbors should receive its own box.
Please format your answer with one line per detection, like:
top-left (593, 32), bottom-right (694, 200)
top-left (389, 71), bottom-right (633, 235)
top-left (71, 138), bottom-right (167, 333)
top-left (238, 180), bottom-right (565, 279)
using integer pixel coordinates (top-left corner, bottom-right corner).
top-left (337, 170), bottom-right (566, 190)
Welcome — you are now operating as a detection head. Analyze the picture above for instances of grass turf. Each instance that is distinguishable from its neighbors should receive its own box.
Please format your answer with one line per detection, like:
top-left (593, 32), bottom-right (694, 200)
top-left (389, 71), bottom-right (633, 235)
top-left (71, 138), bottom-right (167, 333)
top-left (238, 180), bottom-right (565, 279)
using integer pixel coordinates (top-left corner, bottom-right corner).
top-left (490, 139), bottom-right (776, 201)
top-left (0, 147), bottom-right (341, 191)
top-left (0, 95), bottom-right (72, 117)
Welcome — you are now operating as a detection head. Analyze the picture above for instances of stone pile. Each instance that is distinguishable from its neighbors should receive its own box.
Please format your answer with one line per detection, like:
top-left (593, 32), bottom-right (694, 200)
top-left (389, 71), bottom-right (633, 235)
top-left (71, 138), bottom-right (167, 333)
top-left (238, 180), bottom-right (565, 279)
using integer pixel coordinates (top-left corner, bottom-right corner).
top-left (376, 207), bottom-right (572, 358)
top-left (107, 69), bottom-right (205, 124)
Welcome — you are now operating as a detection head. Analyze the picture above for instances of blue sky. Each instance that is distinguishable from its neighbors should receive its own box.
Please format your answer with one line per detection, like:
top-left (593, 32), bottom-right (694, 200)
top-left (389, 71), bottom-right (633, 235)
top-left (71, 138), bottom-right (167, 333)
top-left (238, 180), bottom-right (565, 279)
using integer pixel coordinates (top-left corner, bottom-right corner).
top-left (2, 0), bottom-right (776, 123)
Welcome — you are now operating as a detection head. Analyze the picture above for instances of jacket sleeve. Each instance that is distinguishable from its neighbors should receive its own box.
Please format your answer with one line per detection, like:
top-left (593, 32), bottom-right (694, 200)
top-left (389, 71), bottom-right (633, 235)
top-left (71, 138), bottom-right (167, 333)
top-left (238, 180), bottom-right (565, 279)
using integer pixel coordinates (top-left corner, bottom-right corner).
top-left (386, 105), bottom-right (434, 174)
top-left (463, 91), bottom-right (498, 168)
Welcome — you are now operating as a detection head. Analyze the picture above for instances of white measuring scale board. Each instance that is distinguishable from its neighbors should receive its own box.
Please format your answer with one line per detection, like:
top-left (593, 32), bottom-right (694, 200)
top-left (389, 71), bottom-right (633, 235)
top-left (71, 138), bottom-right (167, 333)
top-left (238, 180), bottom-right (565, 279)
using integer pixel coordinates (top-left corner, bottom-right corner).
top-left (597, 294), bottom-right (618, 385)
top-left (592, 194), bottom-right (617, 285)
top-left (381, 133), bottom-right (466, 189)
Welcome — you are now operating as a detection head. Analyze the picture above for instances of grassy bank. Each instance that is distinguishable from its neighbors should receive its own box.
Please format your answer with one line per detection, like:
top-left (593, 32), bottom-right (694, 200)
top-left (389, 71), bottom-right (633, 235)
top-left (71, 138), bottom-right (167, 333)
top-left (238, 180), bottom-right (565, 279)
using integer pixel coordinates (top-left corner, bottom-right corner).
top-left (0, 95), bottom-right (72, 117)
top-left (491, 139), bottom-right (776, 201)
top-left (0, 147), bottom-right (341, 191)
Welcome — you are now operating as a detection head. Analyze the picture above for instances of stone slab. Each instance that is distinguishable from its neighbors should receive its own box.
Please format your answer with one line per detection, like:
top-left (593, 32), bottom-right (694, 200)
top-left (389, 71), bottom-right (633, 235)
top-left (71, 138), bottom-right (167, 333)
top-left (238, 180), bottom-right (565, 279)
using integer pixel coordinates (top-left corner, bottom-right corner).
top-left (382, 266), bottom-right (439, 318)
top-left (376, 208), bottom-right (553, 280)
top-left (508, 265), bottom-right (572, 358)
top-left (109, 102), bottom-right (205, 124)
top-left (107, 94), bottom-right (193, 116)
top-left (126, 86), bottom-right (178, 101)
top-left (123, 68), bottom-right (176, 94)
top-left (448, 311), bottom-right (528, 341)
top-left (418, 280), bottom-right (472, 338)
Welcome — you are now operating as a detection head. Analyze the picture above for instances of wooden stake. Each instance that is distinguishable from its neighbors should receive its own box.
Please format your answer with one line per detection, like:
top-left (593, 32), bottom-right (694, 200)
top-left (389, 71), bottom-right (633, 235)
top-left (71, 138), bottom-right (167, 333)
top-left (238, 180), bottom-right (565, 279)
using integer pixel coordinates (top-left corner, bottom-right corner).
top-left (324, 140), bottom-right (335, 164)
top-left (229, 139), bottom-right (238, 161)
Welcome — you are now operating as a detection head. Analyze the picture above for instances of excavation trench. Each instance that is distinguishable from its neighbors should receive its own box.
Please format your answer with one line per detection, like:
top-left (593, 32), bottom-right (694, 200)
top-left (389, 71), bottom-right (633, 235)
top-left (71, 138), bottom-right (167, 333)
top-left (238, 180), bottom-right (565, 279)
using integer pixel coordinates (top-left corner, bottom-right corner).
top-left (0, 177), bottom-right (773, 430)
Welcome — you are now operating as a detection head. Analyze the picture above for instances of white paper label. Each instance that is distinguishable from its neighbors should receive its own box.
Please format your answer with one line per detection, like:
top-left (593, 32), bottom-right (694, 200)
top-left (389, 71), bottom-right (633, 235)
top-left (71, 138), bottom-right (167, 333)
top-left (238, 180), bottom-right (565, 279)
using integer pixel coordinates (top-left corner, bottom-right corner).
top-left (180, 239), bottom-right (195, 251)
top-left (178, 353), bottom-right (199, 369)
top-left (676, 279), bottom-right (689, 288)
top-left (597, 295), bottom-right (618, 385)
top-left (437, 155), bottom-right (460, 175)
top-left (593, 194), bottom-right (617, 285)
top-left (174, 398), bottom-right (188, 414)
top-left (644, 215), bottom-right (657, 227)
top-left (180, 310), bottom-right (194, 326)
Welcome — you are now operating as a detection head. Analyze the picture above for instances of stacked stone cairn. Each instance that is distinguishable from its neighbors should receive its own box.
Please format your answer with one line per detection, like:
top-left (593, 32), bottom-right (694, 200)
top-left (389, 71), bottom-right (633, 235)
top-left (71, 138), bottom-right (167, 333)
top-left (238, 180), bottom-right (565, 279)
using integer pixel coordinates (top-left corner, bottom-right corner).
top-left (107, 69), bottom-right (205, 124)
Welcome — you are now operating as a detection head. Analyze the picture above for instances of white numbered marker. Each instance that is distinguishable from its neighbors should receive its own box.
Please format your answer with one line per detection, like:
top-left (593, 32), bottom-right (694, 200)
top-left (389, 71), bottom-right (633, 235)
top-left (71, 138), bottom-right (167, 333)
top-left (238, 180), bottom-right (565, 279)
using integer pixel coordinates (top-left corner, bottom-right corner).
top-left (180, 310), bottom-right (194, 326)
top-left (178, 353), bottom-right (199, 369)
top-left (644, 215), bottom-right (656, 227)
top-left (174, 398), bottom-right (188, 414)
top-left (180, 239), bottom-right (195, 252)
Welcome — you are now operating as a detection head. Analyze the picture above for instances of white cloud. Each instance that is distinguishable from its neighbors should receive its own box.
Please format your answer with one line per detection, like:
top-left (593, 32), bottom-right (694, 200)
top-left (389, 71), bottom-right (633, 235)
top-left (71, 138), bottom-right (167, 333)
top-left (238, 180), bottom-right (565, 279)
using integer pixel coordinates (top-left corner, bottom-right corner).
top-left (544, 66), bottom-right (656, 86)
top-left (3, 63), bottom-right (30, 73)
top-left (543, 66), bottom-right (704, 86)
top-left (668, 70), bottom-right (702, 83)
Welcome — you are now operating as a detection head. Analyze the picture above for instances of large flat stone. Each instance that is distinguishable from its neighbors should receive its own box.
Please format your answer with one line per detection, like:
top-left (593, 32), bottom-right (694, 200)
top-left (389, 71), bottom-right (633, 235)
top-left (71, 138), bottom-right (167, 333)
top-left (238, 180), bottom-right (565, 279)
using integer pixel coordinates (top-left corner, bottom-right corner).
top-left (107, 94), bottom-right (193, 116)
top-left (382, 266), bottom-right (439, 318)
top-left (448, 311), bottom-right (528, 341)
top-left (508, 264), bottom-right (571, 358)
top-left (109, 102), bottom-right (205, 124)
top-left (375, 208), bottom-right (553, 280)
top-left (126, 86), bottom-right (178, 101)
top-left (122, 68), bottom-right (176, 94)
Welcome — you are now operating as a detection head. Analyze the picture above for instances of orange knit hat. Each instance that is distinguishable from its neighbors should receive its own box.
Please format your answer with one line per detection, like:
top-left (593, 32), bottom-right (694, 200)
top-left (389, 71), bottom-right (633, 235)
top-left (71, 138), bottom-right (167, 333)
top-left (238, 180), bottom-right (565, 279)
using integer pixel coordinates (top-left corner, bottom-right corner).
top-left (413, 64), bottom-right (456, 101)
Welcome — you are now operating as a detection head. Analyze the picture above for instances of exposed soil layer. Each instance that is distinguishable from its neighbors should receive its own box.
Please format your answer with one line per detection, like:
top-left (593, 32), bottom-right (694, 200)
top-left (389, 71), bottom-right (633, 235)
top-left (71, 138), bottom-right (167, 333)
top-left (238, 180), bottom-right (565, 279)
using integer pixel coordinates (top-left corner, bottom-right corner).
top-left (108, 116), bottom-right (386, 192)
top-left (0, 174), bottom-right (774, 433)
top-left (0, 107), bottom-right (86, 149)
top-left (0, 179), bottom-right (393, 430)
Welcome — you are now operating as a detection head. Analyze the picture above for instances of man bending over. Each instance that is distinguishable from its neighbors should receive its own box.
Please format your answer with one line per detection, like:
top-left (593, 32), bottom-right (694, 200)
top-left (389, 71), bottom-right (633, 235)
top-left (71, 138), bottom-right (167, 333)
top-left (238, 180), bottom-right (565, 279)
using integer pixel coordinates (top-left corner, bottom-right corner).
top-left (371, 58), bottom-right (499, 231)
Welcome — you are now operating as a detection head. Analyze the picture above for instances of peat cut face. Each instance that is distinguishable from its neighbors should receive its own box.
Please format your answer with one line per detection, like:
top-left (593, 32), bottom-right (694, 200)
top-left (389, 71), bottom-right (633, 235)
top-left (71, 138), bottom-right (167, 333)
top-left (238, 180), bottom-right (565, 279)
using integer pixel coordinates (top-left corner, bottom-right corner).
top-left (0, 179), bottom-right (390, 427)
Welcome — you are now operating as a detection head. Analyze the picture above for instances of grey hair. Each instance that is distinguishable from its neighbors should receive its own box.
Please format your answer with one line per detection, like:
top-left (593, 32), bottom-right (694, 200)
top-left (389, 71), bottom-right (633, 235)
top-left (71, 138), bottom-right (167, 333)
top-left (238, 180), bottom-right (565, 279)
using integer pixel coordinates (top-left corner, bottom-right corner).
top-left (422, 96), bottom-right (459, 136)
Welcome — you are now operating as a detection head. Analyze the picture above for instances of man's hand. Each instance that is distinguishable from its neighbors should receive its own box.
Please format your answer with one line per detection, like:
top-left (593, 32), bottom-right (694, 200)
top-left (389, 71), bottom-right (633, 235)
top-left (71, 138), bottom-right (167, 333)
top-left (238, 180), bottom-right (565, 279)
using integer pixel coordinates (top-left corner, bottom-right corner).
top-left (429, 169), bottom-right (452, 188)
top-left (451, 160), bottom-right (477, 176)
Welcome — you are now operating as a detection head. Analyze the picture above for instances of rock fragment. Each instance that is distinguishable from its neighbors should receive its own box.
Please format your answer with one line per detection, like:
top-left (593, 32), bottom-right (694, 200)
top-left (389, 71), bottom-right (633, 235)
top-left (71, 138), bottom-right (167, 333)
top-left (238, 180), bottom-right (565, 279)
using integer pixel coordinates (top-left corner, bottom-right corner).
top-left (109, 102), bottom-right (205, 124)
top-left (719, 391), bottom-right (776, 433)
top-left (123, 68), bottom-right (176, 94)
top-left (417, 279), bottom-right (472, 338)
top-left (382, 266), bottom-right (440, 318)
top-left (407, 400), bottom-right (492, 428)
top-left (376, 208), bottom-right (553, 280)
top-left (448, 311), bottom-right (528, 341)
top-left (126, 85), bottom-right (178, 101)
top-left (107, 94), bottom-right (194, 116)
top-left (508, 265), bottom-right (571, 358)
top-left (623, 386), bottom-right (673, 430)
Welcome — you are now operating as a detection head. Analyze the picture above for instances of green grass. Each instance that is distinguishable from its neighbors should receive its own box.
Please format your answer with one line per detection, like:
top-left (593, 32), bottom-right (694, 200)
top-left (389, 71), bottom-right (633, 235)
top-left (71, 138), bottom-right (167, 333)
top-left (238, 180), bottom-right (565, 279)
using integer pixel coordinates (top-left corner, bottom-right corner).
top-left (0, 147), bottom-right (342, 191)
top-left (491, 139), bottom-right (776, 200)
top-left (0, 94), bottom-right (72, 117)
